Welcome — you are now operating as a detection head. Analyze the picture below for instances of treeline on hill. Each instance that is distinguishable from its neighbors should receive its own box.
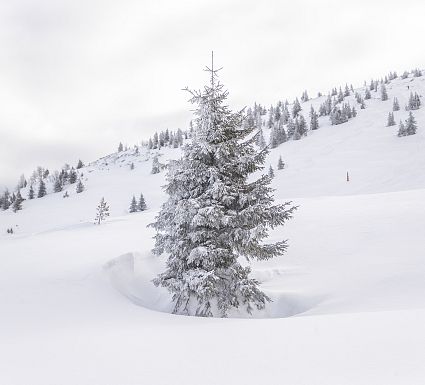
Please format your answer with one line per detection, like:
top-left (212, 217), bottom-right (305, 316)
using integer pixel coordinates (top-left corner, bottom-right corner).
top-left (116, 127), bottom-right (189, 154)
top-left (246, 68), bottom-right (421, 152)
top-left (0, 160), bottom-right (86, 213)
top-left (1, 68), bottom-right (422, 219)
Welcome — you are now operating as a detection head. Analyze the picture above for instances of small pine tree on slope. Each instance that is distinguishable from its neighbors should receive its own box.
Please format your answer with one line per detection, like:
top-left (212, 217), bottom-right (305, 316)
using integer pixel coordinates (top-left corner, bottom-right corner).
top-left (387, 112), bottom-right (395, 127)
top-left (28, 185), bottom-right (34, 199)
top-left (277, 156), bottom-right (285, 170)
top-left (94, 197), bottom-right (110, 224)
top-left (76, 180), bottom-right (84, 193)
top-left (37, 180), bottom-right (47, 198)
top-left (138, 193), bottom-right (147, 211)
top-left (12, 191), bottom-right (24, 212)
top-left (129, 195), bottom-right (138, 213)
top-left (150, 62), bottom-right (296, 317)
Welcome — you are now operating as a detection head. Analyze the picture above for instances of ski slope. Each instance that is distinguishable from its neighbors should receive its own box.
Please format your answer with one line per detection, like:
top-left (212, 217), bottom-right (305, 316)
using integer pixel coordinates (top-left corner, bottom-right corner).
top-left (1, 73), bottom-right (425, 384)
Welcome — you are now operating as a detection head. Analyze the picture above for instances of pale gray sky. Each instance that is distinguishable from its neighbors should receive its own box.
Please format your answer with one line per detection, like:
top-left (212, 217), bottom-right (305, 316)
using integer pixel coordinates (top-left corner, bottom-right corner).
top-left (1, 0), bottom-right (424, 188)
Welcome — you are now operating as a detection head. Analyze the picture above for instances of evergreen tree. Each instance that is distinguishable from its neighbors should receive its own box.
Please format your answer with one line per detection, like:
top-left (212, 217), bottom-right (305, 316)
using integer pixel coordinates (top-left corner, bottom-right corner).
top-left (256, 127), bottom-right (266, 148)
top-left (76, 180), bottom-right (84, 193)
top-left (12, 191), bottom-right (24, 212)
top-left (69, 168), bottom-right (77, 184)
top-left (277, 156), bottom-right (285, 170)
top-left (153, 132), bottom-right (159, 149)
top-left (129, 195), bottom-right (138, 213)
top-left (286, 117), bottom-right (295, 138)
top-left (292, 98), bottom-right (301, 117)
top-left (405, 111), bottom-right (418, 135)
top-left (138, 193), bottom-right (147, 211)
top-left (397, 120), bottom-right (406, 137)
top-left (268, 165), bottom-right (275, 178)
top-left (309, 106), bottom-right (319, 130)
top-left (406, 92), bottom-right (421, 110)
top-left (381, 84), bottom-right (388, 101)
top-left (76, 159), bottom-right (84, 169)
top-left (151, 156), bottom-right (161, 174)
top-left (344, 84), bottom-right (350, 97)
top-left (393, 97), bottom-right (400, 111)
top-left (37, 180), bottom-right (47, 198)
top-left (94, 197), bottom-right (110, 225)
top-left (294, 115), bottom-right (307, 140)
top-left (118, 142), bottom-right (124, 152)
top-left (150, 63), bottom-right (296, 317)
top-left (365, 88), bottom-right (371, 100)
top-left (387, 112), bottom-right (395, 126)
top-left (28, 185), bottom-right (34, 200)
top-left (130, 162), bottom-right (135, 170)
top-left (53, 178), bottom-right (62, 193)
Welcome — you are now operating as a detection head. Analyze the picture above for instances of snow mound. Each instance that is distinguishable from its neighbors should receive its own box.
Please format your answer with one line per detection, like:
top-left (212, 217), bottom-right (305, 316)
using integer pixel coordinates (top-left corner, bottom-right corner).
top-left (104, 252), bottom-right (323, 318)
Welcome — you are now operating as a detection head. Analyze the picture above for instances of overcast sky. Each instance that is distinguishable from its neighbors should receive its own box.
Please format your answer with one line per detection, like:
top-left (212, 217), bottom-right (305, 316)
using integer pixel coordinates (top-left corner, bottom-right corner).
top-left (1, 0), bottom-right (424, 188)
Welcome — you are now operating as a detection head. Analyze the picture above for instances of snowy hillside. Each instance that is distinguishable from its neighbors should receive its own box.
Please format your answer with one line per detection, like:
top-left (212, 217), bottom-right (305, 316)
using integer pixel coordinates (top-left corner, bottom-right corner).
top-left (1, 71), bottom-right (425, 384)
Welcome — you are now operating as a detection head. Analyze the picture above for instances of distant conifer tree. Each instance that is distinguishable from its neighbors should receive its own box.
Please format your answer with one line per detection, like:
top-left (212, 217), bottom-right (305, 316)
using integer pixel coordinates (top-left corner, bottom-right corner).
top-left (277, 156), bottom-right (285, 170)
top-left (138, 193), bottom-right (147, 211)
top-left (387, 112), bottom-right (395, 126)
top-left (28, 185), bottom-right (34, 200)
top-left (12, 191), bottom-right (24, 212)
top-left (393, 97), bottom-right (400, 111)
top-left (151, 156), bottom-right (161, 174)
top-left (381, 84), bottom-right (388, 101)
top-left (76, 180), bottom-right (85, 193)
top-left (309, 106), bottom-right (319, 130)
top-left (37, 180), bottom-right (47, 198)
top-left (129, 195), bottom-right (138, 213)
top-left (94, 197), bottom-right (110, 224)
top-left (54, 178), bottom-right (62, 193)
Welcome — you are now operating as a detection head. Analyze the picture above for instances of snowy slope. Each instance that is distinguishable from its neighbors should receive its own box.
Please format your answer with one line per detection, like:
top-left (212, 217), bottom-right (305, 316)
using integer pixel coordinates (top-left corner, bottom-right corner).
top-left (1, 72), bottom-right (425, 385)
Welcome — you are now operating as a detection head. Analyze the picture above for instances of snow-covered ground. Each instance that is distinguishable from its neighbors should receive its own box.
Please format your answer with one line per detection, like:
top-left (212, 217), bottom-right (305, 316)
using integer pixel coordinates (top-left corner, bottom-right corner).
top-left (1, 73), bottom-right (425, 384)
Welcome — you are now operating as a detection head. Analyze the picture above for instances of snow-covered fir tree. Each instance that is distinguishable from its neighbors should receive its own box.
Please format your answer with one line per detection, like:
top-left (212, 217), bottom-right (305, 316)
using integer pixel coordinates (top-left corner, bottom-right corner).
top-left (28, 185), bottom-right (34, 200)
top-left (406, 92), bottom-right (421, 110)
top-left (309, 106), bottom-right (319, 130)
top-left (69, 168), bottom-right (77, 184)
top-left (76, 179), bottom-right (85, 193)
top-left (393, 97), bottom-right (400, 111)
top-left (365, 87), bottom-right (371, 100)
top-left (268, 165), bottom-right (275, 178)
top-left (404, 111), bottom-right (418, 136)
top-left (294, 115), bottom-right (307, 140)
top-left (292, 98), bottom-right (301, 117)
top-left (94, 197), bottom-right (110, 225)
top-left (381, 84), bottom-right (388, 101)
top-left (37, 180), bottom-right (47, 198)
top-left (76, 159), bottom-right (84, 169)
top-left (12, 191), bottom-right (24, 212)
top-left (118, 142), bottom-right (124, 152)
top-left (398, 112), bottom-right (418, 137)
top-left (138, 193), bottom-right (147, 211)
top-left (277, 156), bottom-right (285, 170)
top-left (256, 127), bottom-right (266, 148)
top-left (151, 156), bottom-right (161, 174)
top-left (387, 112), bottom-right (395, 126)
top-left (129, 195), bottom-right (138, 213)
top-left (150, 63), bottom-right (296, 317)
top-left (54, 178), bottom-right (62, 193)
